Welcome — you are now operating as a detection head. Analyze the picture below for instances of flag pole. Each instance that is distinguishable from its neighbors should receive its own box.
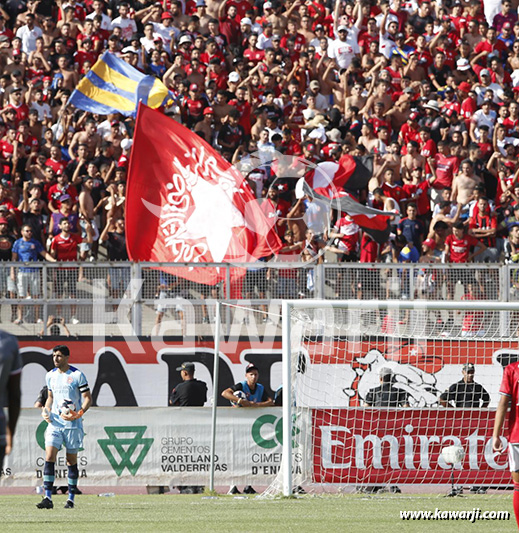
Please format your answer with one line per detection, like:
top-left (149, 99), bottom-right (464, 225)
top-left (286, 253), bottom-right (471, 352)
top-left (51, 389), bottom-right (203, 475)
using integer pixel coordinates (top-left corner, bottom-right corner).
top-left (209, 301), bottom-right (221, 493)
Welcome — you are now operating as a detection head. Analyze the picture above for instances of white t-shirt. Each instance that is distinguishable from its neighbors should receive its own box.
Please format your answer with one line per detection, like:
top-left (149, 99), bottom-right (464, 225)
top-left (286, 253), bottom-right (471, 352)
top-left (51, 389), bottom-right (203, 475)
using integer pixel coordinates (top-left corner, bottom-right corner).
top-left (257, 32), bottom-right (273, 50)
top-left (86, 11), bottom-right (112, 31)
top-left (16, 25), bottom-right (43, 54)
top-left (152, 22), bottom-right (179, 49)
top-left (30, 102), bottom-right (52, 122)
top-left (110, 16), bottom-right (137, 42)
top-left (379, 31), bottom-right (396, 59)
top-left (472, 109), bottom-right (497, 136)
top-left (328, 33), bottom-right (360, 69)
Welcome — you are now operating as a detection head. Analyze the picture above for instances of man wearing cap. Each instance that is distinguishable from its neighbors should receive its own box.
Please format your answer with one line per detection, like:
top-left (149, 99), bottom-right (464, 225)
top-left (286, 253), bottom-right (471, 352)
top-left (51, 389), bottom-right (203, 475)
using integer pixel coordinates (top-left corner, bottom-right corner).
top-left (194, 107), bottom-right (215, 142)
top-left (151, 11), bottom-right (179, 49)
top-left (439, 364), bottom-right (490, 408)
top-left (169, 362), bottom-right (207, 407)
top-left (222, 363), bottom-right (274, 408)
top-left (364, 367), bottom-right (409, 407)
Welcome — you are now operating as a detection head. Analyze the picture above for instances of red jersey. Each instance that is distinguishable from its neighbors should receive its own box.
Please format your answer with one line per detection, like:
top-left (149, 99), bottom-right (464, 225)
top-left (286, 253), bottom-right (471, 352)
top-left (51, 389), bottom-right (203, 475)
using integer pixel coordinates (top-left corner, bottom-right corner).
top-left (6, 103), bottom-right (29, 124)
top-left (499, 362), bottom-right (519, 442)
top-left (503, 117), bottom-right (519, 137)
top-left (47, 183), bottom-right (79, 208)
top-left (50, 232), bottom-right (82, 262)
top-left (433, 153), bottom-right (459, 189)
top-left (0, 139), bottom-right (14, 175)
top-left (283, 103), bottom-right (306, 141)
top-left (334, 216), bottom-right (359, 254)
top-left (382, 182), bottom-right (405, 204)
top-left (280, 33), bottom-right (306, 52)
top-left (359, 234), bottom-right (380, 262)
top-left (399, 123), bottom-right (420, 144)
top-left (445, 233), bottom-right (479, 263)
top-left (226, 0), bottom-right (251, 21)
top-left (229, 99), bottom-right (252, 135)
top-left (45, 157), bottom-right (67, 175)
top-left (469, 211), bottom-right (497, 247)
top-left (402, 180), bottom-right (431, 215)
top-left (243, 48), bottom-right (265, 64)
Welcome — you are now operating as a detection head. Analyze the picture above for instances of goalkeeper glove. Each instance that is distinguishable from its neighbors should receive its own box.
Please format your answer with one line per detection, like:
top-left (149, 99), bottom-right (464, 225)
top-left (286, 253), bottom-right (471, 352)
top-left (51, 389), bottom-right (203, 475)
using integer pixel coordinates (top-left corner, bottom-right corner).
top-left (70, 409), bottom-right (84, 420)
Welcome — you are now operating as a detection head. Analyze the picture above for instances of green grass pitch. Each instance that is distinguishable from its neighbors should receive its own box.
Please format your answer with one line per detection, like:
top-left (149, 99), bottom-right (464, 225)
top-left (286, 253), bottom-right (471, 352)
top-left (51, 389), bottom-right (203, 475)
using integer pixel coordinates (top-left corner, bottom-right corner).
top-left (0, 494), bottom-right (515, 532)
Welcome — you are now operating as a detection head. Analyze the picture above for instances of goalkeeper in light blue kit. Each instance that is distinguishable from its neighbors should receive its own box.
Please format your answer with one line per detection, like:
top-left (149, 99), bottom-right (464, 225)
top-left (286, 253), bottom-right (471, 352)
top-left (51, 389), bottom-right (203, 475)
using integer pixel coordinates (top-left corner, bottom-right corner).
top-left (37, 345), bottom-right (91, 509)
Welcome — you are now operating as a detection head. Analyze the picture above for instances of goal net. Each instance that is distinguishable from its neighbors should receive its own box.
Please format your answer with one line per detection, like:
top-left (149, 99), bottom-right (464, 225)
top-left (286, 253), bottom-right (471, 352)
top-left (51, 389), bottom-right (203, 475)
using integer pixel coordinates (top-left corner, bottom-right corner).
top-left (267, 299), bottom-right (519, 497)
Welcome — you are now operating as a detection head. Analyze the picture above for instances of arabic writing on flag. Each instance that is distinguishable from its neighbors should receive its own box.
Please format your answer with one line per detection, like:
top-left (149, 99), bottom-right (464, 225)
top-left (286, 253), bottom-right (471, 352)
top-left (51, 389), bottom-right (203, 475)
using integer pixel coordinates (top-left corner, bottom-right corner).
top-left (126, 104), bottom-right (282, 285)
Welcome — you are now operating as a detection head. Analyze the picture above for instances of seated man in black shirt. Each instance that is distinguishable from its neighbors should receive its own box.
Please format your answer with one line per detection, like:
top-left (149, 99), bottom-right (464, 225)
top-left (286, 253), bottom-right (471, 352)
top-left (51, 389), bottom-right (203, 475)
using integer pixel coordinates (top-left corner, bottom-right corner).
top-left (364, 367), bottom-right (409, 407)
top-left (169, 362), bottom-right (208, 495)
top-left (439, 363), bottom-right (490, 408)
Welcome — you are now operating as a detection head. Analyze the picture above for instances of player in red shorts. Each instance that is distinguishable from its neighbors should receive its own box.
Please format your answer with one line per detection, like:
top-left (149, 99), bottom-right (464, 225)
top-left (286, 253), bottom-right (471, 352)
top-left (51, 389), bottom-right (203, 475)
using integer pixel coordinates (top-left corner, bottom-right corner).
top-left (493, 362), bottom-right (519, 527)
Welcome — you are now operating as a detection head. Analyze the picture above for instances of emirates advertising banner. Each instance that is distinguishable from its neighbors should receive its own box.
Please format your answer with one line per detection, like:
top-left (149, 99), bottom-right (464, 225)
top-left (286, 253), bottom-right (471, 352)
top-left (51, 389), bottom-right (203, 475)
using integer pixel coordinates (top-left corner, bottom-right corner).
top-left (0, 408), bottom-right (302, 487)
top-left (312, 409), bottom-right (509, 486)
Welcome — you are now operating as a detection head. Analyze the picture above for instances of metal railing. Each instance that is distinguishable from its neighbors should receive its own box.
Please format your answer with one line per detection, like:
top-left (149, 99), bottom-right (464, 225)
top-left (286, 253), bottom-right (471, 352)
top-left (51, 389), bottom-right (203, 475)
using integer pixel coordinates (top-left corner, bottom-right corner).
top-left (0, 261), bottom-right (516, 336)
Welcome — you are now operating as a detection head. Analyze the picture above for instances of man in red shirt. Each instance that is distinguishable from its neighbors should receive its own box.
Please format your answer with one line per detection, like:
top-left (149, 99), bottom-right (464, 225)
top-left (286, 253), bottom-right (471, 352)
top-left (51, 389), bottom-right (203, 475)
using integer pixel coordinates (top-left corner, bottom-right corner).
top-left (432, 141), bottom-right (459, 204)
top-left (45, 145), bottom-right (67, 177)
top-left (3, 88), bottom-right (29, 125)
top-left (47, 173), bottom-right (79, 213)
top-left (358, 232), bottom-right (381, 301)
top-left (468, 197), bottom-right (498, 263)
top-left (445, 221), bottom-right (486, 301)
top-left (493, 359), bottom-right (519, 528)
top-left (50, 217), bottom-right (93, 324)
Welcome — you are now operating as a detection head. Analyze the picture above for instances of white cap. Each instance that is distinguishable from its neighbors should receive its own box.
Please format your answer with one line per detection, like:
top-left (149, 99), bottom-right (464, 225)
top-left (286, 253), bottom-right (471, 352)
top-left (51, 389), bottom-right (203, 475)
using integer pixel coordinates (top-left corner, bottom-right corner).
top-left (456, 58), bottom-right (470, 71)
top-left (228, 71), bottom-right (240, 83)
top-left (241, 17), bottom-right (252, 26)
top-left (121, 138), bottom-right (133, 151)
top-left (122, 46), bottom-right (137, 54)
top-left (178, 35), bottom-right (192, 46)
top-left (337, 25), bottom-right (348, 32)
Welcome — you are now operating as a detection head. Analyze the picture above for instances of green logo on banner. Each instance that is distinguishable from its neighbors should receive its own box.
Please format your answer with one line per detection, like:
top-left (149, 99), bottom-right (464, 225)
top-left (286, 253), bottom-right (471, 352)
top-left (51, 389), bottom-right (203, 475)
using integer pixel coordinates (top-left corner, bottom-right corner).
top-left (98, 426), bottom-right (154, 476)
top-left (251, 415), bottom-right (301, 449)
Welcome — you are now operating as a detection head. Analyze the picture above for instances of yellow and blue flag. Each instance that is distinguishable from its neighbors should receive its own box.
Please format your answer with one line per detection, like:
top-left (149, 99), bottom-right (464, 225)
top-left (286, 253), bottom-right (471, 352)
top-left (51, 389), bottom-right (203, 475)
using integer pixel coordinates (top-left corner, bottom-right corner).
top-left (69, 51), bottom-right (173, 116)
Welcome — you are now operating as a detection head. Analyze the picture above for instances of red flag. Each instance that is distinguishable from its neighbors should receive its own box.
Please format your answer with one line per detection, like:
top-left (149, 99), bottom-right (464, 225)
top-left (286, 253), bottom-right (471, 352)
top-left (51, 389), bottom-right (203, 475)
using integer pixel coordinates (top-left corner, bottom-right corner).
top-left (305, 155), bottom-right (373, 198)
top-left (126, 104), bottom-right (282, 285)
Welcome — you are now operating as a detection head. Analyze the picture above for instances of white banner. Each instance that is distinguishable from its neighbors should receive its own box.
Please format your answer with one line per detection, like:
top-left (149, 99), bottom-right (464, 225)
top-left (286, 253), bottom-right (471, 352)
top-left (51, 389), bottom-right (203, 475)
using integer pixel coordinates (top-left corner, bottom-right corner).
top-left (1, 408), bottom-right (309, 487)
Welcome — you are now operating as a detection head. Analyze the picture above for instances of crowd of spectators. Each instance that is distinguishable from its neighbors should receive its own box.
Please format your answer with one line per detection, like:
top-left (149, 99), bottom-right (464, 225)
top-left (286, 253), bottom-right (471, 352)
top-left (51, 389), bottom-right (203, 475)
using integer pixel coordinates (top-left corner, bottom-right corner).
top-left (1, 0), bottom-right (519, 311)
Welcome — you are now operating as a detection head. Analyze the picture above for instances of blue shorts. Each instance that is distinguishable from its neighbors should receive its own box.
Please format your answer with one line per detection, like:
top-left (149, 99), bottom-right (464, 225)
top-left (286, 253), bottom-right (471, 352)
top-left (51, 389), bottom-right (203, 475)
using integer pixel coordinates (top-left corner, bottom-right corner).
top-left (45, 425), bottom-right (84, 454)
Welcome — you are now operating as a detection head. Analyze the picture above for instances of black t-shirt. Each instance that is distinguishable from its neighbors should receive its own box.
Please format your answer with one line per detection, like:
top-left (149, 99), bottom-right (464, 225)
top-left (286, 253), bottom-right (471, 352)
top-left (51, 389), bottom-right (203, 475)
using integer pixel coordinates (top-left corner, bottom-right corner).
top-left (440, 380), bottom-right (490, 407)
top-left (218, 123), bottom-right (245, 147)
top-left (409, 13), bottom-right (434, 34)
top-left (23, 212), bottom-right (46, 245)
top-left (365, 383), bottom-right (408, 407)
top-left (169, 379), bottom-right (207, 406)
top-left (428, 64), bottom-right (450, 87)
top-left (0, 233), bottom-right (15, 261)
top-left (35, 385), bottom-right (49, 406)
top-left (106, 231), bottom-right (128, 261)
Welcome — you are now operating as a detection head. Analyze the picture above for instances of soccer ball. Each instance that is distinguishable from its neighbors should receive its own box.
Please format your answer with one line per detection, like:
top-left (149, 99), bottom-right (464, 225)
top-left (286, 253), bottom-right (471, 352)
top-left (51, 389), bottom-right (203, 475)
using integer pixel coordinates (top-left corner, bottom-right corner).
top-left (59, 399), bottom-right (75, 416)
top-left (231, 390), bottom-right (247, 407)
top-left (441, 445), bottom-right (465, 465)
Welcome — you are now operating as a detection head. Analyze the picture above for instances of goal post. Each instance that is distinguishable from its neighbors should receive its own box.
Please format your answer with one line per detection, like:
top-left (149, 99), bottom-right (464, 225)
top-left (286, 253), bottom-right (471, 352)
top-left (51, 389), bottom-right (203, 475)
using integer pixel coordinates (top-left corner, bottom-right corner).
top-left (275, 299), bottom-right (519, 497)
